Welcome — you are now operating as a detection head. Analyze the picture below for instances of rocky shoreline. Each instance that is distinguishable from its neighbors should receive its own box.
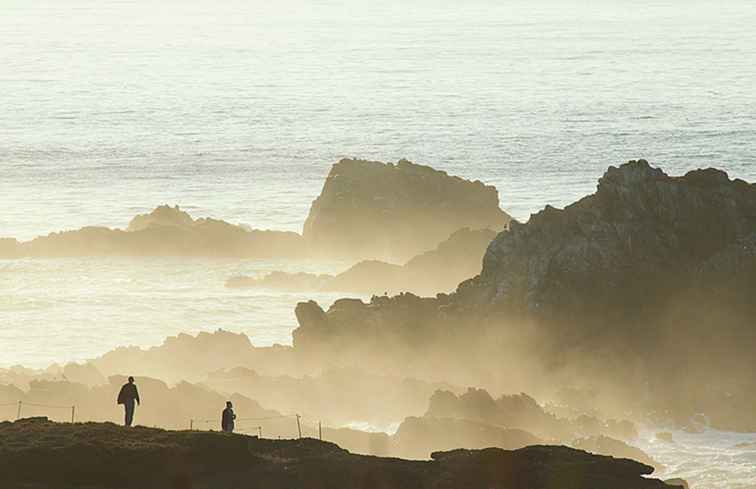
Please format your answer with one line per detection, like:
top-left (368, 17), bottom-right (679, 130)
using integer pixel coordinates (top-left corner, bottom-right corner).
top-left (0, 418), bottom-right (682, 489)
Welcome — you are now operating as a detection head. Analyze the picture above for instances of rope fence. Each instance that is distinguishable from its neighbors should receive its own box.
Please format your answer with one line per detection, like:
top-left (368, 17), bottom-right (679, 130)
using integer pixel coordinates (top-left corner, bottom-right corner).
top-left (188, 413), bottom-right (324, 440)
top-left (2, 401), bottom-right (324, 441)
top-left (0, 400), bottom-right (77, 423)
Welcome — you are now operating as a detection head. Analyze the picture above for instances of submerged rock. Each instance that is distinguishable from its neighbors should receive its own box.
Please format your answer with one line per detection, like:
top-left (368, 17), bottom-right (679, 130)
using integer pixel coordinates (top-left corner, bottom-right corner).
top-left (0, 419), bottom-right (676, 489)
top-left (303, 158), bottom-right (510, 262)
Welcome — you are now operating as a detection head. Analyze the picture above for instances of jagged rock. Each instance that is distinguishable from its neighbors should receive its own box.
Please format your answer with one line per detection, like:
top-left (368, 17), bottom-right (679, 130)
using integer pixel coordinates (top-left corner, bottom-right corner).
top-left (426, 388), bottom-right (573, 440)
top-left (1, 206), bottom-right (305, 259)
top-left (294, 160), bottom-right (756, 431)
top-left (91, 329), bottom-right (300, 381)
top-left (392, 416), bottom-right (542, 459)
top-left (62, 362), bottom-right (107, 387)
top-left (229, 228), bottom-right (496, 295)
top-left (126, 204), bottom-right (195, 231)
top-left (571, 435), bottom-right (661, 471)
top-left (463, 159), bottom-right (756, 318)
top-left (0, 419), bottom-right (676, 489)
top-left (303, 158), bottom-right (510, 262)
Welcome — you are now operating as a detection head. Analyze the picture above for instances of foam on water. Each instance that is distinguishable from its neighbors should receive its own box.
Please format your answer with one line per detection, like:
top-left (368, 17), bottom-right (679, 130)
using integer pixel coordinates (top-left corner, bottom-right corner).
top-left (2, 0), bottom-right (756, 486)
top-left (639, 429), bottom-right (756, 489)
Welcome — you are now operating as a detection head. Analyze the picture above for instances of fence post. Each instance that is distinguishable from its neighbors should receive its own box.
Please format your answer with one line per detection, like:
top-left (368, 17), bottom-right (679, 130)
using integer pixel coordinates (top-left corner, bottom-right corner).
top-left (319, 421), bottom-right (322, 441)
top-left (16, 401), bottom-right (22, 420)
top-left (296, 414), bottom-right (302, 439)
top-left (71, 405), bottom-right (76, 423)
top-left (257, 426), bottom-right (262, 438)
top-left (190, 419), bottom-right (194, 430)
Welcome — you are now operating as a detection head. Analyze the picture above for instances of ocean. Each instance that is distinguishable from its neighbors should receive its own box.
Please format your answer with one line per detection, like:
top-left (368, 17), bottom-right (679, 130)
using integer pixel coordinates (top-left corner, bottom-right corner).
top-left (1, 0), bottom-right (755, 486)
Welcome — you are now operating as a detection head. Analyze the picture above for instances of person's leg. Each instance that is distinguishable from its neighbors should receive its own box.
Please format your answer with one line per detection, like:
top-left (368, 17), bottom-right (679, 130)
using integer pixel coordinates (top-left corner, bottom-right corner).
top-left (125, 401), bottom-right (134, 427)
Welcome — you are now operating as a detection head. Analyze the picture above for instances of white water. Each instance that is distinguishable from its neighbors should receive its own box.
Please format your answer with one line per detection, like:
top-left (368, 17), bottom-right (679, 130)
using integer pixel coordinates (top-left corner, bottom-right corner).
top-left (638, 430), bottom-right (756, 489)
top-left (2, 0), bottom-right (755, 486)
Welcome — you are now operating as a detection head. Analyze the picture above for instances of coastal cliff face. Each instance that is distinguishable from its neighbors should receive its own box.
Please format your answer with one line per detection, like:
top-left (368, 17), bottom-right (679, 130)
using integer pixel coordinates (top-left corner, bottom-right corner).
top-left (460, 159), bottom-right (756, 319)
top-left (0, 418), bottom-right (676, 489)
top-left (294, 161), bottom-right (756, 431)
top-left (303, 159), bottom-right (510, 262)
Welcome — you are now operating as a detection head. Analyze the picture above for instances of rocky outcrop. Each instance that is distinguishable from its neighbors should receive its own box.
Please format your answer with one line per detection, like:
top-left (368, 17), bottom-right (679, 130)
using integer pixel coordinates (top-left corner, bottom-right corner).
top-left (459, 160), bottom-right (756, 320)
top-left (392, 416), bottom-right (542, 460)
top-left (426, 389), bottom-right (573, 440)
top-left (0, 418), bottom-right (676, 489)
top-left (571, 435), bottom-right (660, 471)
top-left (0, 238), bottom-right (21, 258)
top-left (293, 160), bottom-right (756, 431)
top-left (228, 228), bottom-right (496, 295)
top-left (303, 158), bottom-right (510, 262)
top-left (1, 205), bottom-right (304, 259)
top-left (126, 204), bottom-right (195, 231)
top-left (91, 329), bottom-right (300, 382)
top-left (204, 366), bottom-right (458, 427)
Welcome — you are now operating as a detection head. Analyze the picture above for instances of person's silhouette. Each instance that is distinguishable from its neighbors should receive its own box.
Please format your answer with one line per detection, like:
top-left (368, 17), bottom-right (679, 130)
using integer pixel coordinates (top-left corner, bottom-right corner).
top-left (221, 401), bottom-right (236, 433)
top-left (117, 376), bottom-right (140, 427)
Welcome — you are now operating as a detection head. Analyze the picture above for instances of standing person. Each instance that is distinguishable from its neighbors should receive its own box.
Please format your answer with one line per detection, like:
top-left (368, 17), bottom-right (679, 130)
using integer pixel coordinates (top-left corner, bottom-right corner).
top-left (221, 401), bottom-right (236, 433)
top-left (117, 376), bottom-right (140, 427)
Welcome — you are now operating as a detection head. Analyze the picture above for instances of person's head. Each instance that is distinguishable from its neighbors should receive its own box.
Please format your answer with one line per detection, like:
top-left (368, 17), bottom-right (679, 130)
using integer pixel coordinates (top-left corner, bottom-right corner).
top-left (128, 376), bottom-right (134, 384)
top-left (226, 401), bottom-right (233, 409)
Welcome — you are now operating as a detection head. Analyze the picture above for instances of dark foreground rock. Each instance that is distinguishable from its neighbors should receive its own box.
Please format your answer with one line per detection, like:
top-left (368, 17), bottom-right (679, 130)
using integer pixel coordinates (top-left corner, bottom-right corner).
top-left (228, 228), bottom-right (496, 295)
top-left (303, 158), bottom-right (510, 262)
top-left (0, 418), bottom-right (675, 489)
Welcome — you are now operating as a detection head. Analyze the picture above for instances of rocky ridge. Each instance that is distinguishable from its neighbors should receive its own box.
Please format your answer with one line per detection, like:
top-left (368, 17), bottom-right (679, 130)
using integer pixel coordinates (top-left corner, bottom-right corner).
top-left (293, 160), bottom-right (756, 431)
top-left (0, 418), bottom-right (678, 489)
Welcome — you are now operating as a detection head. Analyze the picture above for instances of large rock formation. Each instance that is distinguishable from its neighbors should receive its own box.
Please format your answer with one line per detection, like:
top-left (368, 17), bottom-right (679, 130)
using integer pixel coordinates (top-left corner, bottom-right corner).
top-left (228, 228), bottom-right (496, 296)
top-left (0, 418), bottom-right (677, 489)
top-left (303, 158), bottom-right (510, 262)
top-left (294, 160), bottom-right (756, 431)
top-left (0, 205), bottom-right (304, 259)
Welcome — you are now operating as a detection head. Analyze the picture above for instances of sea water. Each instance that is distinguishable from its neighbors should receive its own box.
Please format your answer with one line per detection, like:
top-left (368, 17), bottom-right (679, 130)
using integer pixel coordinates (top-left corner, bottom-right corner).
top-left (1, 1), bottom-right (755, 486)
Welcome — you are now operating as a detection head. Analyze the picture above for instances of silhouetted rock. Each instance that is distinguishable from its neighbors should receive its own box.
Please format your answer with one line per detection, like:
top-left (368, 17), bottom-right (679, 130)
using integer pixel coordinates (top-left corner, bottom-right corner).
top-left (303, 158), bottom-right (510, 262)
top-left (1, 205), bottom-right (304, 259)
top-left (426, 388), bottom-right (573, 440)
top-left (0, 419), bottom-right (676, 489)
top-left (230, 228), bottom-right (496, 296)
top-left (294, 160), bottom-right (756, 431)
top-left (126, 204), bottom-right (195, 231)
top-left (63, 362), bottom-right (107, 387)
top-left (0, 238), bottom-right (21, 258)
top-left (91, 329), bottom-right (300, 382)
top-left (205, 366), bottom-right (458, 427)
top-left (392, 416), bottom-right (542, 459)
top-left (571, 435), bottom-right (660, 471)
